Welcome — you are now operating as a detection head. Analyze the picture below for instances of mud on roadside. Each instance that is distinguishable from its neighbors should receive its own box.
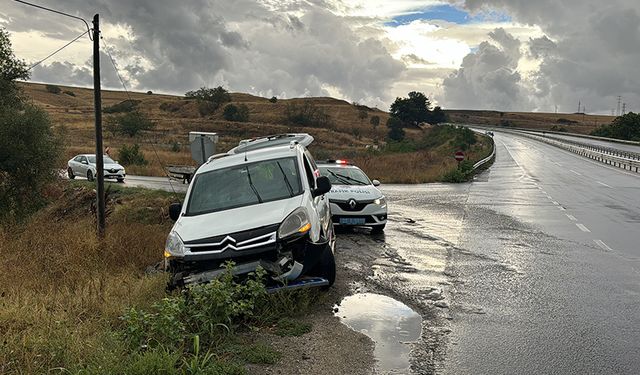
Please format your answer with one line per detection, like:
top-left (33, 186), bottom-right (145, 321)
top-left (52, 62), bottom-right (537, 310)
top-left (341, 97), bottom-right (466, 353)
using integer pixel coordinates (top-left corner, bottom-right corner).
top-left (249, 219), bottom-right (455, 375)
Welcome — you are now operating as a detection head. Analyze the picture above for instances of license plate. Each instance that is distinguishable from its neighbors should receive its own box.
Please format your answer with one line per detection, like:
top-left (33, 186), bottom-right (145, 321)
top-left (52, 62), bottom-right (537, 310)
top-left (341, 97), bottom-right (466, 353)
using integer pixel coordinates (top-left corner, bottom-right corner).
top-left (340, 217), bottom-right (366, 225)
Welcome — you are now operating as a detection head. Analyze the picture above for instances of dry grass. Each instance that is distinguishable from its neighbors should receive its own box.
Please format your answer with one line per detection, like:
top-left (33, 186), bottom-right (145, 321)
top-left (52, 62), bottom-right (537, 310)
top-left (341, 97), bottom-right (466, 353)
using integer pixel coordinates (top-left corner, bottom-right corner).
top-left (0, 182), bottom-right (177, 373)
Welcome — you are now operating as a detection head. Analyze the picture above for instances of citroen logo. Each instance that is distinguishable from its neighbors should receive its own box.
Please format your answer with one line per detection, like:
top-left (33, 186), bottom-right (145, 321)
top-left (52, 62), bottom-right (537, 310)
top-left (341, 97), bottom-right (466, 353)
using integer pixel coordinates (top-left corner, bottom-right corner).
top-left (348, 198), bottom-right (357, 209)
top-left (220, 236), bottom-right (237, 250)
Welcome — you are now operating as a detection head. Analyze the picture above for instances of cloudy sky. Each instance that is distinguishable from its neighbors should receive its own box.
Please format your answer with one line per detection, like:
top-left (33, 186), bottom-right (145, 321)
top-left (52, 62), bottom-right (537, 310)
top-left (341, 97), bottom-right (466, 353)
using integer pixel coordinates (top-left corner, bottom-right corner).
top-left (1, 0), bottom-right (639, 113)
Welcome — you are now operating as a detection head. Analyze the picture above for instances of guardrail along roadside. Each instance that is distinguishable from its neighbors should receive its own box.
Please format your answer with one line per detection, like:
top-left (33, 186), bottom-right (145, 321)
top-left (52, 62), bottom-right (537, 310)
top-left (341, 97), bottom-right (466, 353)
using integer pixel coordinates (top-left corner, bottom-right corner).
top-left (514, 131), bottom-right (640, 173)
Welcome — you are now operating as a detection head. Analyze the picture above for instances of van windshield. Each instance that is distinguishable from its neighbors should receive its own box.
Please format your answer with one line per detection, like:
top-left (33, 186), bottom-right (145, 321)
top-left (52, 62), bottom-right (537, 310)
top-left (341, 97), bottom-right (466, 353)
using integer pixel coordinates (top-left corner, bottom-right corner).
top-left (186, 157), bottom-right (303, 215)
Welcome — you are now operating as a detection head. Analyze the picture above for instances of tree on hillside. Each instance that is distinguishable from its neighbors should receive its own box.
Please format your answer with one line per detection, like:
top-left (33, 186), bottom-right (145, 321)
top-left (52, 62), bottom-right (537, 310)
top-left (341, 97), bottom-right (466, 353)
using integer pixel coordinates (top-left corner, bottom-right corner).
top-left (386, 117), bottom-right (405, 141)
top-left (185, 86), bottom-right (231, 117)
top-left (106, 111), bottom-right (155, 137)
top-left (591, 112), bottom-right (640, 141)
top-left (0, 28), bottom-right (28, 108)
top-left (389, 91), bottom-right (432, 127)
top-left (431, 106), bottom-right (448, 124)
top-left (1, 27), bottom-right (61, 220)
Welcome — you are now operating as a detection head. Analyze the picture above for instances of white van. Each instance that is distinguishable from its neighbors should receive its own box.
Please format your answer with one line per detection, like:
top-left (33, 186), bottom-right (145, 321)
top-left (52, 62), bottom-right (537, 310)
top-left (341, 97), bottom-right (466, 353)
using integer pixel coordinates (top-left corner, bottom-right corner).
top-left (164, 134), bottom-right (336, 289)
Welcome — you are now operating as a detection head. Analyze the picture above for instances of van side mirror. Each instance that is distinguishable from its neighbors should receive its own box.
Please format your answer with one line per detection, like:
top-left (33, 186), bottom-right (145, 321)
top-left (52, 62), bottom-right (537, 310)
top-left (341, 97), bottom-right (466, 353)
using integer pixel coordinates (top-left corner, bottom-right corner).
top-left (372, 179), bottom-right (381, 187)
top-left (169, 203), bottom-right (182, 221)
top-left (313, 176), bottom-right (332, 197)
top-left (81, 160), bottom-right (88, 165)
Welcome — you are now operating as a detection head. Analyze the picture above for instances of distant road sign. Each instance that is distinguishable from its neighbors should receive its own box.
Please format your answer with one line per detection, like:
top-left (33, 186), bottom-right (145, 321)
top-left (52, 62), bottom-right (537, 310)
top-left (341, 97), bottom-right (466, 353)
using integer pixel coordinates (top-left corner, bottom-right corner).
top-left (455, 151), bottom-right (465, 162)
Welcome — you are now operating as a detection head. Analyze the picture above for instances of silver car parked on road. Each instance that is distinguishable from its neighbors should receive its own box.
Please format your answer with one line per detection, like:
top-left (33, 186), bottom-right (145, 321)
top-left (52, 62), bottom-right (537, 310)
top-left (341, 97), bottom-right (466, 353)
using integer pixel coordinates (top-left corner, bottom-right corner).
top-left (67, 154), bottom-right (126, 182)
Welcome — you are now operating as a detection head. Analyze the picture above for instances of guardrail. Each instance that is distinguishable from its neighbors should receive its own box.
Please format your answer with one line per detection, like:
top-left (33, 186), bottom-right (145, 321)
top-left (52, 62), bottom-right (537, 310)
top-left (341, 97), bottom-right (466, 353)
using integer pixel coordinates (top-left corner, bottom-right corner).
top-left (512, 131), bottom-right (640, 173)
top-left (470, 130), bottom-right (496, 172)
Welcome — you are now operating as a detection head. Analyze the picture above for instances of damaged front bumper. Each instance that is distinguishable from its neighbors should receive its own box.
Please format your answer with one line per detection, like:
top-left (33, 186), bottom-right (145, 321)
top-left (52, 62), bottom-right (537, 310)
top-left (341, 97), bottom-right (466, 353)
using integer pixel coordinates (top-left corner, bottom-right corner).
top-left (166, 236), bottom-right (328, 290)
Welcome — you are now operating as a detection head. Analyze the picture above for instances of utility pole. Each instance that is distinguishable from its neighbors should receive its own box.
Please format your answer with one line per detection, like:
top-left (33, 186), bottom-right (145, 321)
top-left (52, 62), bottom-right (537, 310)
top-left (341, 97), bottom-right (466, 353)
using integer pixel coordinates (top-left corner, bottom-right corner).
top-left (92, 14), bottom-right (105, 237)
top-left (578, 100), bottom-right (581, 113)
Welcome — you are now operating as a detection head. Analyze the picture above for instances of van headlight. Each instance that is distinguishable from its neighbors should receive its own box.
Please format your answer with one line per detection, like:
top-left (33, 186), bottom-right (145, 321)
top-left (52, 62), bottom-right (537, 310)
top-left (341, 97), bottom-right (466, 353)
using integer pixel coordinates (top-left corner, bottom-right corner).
top-left (374, 197), bottom-right (387, 208)
top-left (278, 207), bottom-right (311, 239)
top-left (164, 231), bottom-right (185, 258)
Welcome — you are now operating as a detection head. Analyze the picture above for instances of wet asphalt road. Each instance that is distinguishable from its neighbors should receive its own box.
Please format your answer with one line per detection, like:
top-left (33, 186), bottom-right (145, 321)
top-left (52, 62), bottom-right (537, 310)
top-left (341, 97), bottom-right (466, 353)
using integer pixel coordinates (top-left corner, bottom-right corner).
top-left (369, 130), bottom-right (640, 374)
top-left (111, 131), bottom-right (640, 374)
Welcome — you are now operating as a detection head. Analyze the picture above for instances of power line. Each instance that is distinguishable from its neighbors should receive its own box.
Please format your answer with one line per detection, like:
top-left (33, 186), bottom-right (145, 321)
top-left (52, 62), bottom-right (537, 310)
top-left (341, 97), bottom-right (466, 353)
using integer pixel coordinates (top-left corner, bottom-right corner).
top-left (27, 30), bottom-right (89, 70)
top-left (100, 36), bottom-right (181, 200)
top-left (11, 0), bottom-right (92, 39)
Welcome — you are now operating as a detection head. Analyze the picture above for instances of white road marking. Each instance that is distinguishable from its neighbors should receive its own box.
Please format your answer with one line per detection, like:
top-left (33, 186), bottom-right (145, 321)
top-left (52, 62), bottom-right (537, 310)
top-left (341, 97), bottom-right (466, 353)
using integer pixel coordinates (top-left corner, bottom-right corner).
top-left (566, 214), bottom-right (577, 221)
top-left (596, 181), bottom-right (612, 188)
top-left (570, 170), bottom-right (582, 176)
top-left (594, 240), bottom-right (613, 251)
top-left (552, 201), bottom-right (560, 205)
top-left (538, 186), bottom-right (543, 190)
top-left (576, 223), bottom-right (591, 233)
top-left (554, 162), bottom-right (563, 167)
top-left (558, 206), bottom-right (566, 211)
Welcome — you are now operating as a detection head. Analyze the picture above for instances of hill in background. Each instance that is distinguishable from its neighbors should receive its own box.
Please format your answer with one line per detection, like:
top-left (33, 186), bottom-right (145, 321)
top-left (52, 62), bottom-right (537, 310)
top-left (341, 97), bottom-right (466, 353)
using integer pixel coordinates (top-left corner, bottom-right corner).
top-left (20, 82), bottom-right (491, 183)
top-left (447, 109), bottom-right (614, 134)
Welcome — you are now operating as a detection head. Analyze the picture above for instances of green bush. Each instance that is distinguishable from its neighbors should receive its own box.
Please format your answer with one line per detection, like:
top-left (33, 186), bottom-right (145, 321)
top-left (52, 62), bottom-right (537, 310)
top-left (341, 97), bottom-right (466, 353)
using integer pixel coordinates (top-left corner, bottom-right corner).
top-left (223, 103), bottom-right (250, 122)
top-left (370, 115), bottom-right (380, 128)
top-left (118, 144), bottom-right (148, 166)
top-left (121, 265), bottom-right (268, 350)
top-left (45, 84), bottom-right (61, 94)
top-left (106, 111), bottom-right (155, 137)
top-left (441, 160), bottom-right (474, 183)
top-left (284, 102), bottom-right (333, 128)
top-left (146, 90), bottom-right (153, 95)
top-left (104, 99), bottom-right (141, 114)
top-left (591, 112), bottom-right (640, 141)
top-left (0, 104), bottom-right (61, 220)
top-left (171, 140), bottom-right (181, 152)
top-left (269, 96), bottom-right (278, 103)
top-left (418, 125), bottom-right (477, 151)
top-left (386, 117), bottom-right (405, 141)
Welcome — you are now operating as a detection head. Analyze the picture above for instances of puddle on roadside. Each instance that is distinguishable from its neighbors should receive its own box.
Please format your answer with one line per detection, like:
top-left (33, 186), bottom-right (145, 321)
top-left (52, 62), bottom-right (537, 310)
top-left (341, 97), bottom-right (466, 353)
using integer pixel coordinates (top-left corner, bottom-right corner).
top-left (335, 293), bottom-right (422, 374)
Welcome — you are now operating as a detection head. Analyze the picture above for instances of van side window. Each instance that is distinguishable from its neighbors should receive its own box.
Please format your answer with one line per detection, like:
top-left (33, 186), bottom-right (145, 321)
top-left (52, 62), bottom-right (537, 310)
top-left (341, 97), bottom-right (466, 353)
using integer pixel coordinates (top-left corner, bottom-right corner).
top-left (303, 156), bottom-right (315, 189)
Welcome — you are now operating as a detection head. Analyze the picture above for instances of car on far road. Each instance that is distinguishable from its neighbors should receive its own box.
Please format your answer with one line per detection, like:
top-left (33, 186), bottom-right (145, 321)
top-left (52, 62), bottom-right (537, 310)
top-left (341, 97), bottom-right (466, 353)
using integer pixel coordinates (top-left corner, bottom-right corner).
top-left (67, 154), bottom-right (126, 182)
top-left (317, 160), bottom-right (387, 234)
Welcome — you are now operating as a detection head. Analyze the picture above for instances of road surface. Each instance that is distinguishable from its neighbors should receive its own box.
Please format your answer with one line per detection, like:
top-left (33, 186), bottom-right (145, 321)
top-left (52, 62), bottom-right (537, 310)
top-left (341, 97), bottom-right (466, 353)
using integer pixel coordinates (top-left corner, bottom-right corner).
top-left (332, 129), bottom-right (640, 374)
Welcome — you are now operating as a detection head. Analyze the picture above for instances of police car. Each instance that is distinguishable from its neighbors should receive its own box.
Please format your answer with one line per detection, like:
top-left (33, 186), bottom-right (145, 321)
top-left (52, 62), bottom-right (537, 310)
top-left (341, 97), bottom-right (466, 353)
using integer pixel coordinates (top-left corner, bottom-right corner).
top-left (317, 160), bottom-right (387, 233)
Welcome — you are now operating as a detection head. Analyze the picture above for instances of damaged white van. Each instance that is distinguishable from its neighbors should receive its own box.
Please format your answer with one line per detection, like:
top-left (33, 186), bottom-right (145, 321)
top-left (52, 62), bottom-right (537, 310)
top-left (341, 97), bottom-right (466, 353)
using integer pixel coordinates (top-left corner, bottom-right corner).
top-left (164, 134), bottom-right (336, 290)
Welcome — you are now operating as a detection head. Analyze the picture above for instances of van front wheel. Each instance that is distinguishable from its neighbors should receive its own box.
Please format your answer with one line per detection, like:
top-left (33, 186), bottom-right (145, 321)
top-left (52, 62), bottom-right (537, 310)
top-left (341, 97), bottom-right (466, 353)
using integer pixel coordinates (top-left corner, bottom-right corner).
top-left (309, 244), bottom-right (336, 287)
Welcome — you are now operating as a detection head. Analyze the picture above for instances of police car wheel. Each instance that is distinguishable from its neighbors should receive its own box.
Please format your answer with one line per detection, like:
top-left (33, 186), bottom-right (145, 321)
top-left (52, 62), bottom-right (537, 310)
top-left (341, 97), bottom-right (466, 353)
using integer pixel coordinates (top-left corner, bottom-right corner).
top-left (371, 224), bottom-right (385, 234)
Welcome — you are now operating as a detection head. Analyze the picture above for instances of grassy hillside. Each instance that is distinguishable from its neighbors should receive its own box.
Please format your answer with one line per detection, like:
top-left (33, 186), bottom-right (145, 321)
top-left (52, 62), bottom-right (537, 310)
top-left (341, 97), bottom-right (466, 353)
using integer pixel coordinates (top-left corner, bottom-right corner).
top-left (20, 82), bottom-right (490, 183)
top-left (448, 109), bottom-right (615, 134)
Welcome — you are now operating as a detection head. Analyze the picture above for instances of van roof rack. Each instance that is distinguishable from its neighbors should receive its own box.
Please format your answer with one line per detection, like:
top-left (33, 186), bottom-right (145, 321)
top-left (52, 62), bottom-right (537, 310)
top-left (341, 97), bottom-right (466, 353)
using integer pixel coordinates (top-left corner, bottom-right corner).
top-left (228, 133), bottom-right (314, 154)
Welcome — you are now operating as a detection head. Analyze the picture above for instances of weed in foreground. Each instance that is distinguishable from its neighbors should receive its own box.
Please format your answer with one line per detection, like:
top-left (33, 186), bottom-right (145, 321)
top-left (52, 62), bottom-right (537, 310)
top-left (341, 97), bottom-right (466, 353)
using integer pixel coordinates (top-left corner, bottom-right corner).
top-left (274, 317), bottom-right (313, 337)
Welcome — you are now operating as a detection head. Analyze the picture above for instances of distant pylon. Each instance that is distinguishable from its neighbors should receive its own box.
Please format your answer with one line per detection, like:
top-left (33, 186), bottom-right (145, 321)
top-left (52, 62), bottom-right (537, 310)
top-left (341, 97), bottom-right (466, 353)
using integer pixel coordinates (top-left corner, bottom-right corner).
top-left (617, 96), bottom-right (622, 116)
top-left (622, 103), bottom-right (626, 115)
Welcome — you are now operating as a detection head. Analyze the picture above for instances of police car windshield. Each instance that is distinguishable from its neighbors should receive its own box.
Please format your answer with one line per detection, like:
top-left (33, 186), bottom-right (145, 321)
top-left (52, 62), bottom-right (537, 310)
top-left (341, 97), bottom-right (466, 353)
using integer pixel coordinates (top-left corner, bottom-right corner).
top-left (319, 166), bottom-right (370, 186)
top-left (186, 157), bottom-right (303, 215)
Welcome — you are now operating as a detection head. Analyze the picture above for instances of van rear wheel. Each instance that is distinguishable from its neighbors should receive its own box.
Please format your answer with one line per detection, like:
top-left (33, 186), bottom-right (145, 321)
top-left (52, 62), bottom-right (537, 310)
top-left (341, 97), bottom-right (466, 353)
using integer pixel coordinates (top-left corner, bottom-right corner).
top-left (67, 167), bottom-right (75, 179)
